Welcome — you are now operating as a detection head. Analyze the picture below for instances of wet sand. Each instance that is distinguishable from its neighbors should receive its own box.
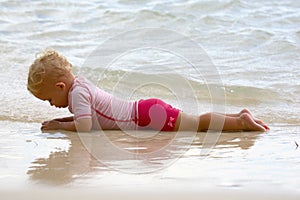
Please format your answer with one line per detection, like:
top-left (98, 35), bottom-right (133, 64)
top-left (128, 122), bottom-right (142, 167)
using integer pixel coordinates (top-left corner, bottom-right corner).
top-left (2, 188), bottom-right (300, 200)
top-left (1, 121), bottom-right (300, 199)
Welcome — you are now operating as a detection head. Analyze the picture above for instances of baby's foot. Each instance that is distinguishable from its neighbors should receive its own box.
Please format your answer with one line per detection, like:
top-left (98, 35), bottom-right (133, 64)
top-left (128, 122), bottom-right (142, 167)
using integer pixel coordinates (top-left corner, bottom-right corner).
top-left (240, 113), bottom-right (266, 132)
top-left (240, 109), bottom-right (270, 130)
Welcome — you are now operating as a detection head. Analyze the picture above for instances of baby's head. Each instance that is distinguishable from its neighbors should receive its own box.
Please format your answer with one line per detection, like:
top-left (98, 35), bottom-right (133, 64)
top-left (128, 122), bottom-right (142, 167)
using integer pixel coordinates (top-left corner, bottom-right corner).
top-left (27, 49), bottom-right (74, 108)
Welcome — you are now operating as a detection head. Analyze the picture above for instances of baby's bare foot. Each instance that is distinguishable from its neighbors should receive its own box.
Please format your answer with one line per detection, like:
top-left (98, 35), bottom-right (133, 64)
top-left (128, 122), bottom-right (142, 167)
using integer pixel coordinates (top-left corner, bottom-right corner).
top-left (240, 113), bottom-right (266, 132)
top-left (240, 109), bottom-right (270, 130)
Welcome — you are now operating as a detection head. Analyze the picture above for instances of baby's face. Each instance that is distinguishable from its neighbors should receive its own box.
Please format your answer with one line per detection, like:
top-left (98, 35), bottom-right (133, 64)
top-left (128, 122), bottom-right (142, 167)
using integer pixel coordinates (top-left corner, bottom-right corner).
top-left (35, 81), bottom-right (69, 108)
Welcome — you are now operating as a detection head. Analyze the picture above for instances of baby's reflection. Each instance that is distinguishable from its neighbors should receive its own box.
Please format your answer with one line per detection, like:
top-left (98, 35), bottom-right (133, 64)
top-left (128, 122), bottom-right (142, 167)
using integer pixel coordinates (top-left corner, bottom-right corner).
top-left (27, 132), bottom-right (102, 185)
top-left (27, 130), bottom-right (261, 185)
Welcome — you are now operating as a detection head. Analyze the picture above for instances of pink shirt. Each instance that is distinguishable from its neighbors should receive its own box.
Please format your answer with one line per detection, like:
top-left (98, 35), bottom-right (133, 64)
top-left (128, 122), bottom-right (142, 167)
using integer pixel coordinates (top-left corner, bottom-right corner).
top-left (68, 76), bottom-right (137, 130)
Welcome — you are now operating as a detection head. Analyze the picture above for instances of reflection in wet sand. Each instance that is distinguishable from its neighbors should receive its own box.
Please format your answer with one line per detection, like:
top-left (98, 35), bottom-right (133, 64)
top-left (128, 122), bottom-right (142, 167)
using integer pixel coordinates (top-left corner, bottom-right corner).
top-left (194, 131), bottom-right (260, 150)
top-left (27, 132), bottom-right (105, 185)
top-left (27, 130), bottom-right (262, 185)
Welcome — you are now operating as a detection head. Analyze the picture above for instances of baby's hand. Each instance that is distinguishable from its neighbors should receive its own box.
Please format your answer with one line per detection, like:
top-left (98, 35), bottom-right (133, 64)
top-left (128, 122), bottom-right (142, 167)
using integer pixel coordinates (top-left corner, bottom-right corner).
top-left (41, 120), bottom-right (61, 130)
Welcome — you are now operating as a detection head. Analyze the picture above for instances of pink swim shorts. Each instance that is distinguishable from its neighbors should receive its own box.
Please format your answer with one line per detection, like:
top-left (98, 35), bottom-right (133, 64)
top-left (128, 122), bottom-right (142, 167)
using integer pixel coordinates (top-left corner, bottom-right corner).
top-left (136, 98), bottom-right (181, 131)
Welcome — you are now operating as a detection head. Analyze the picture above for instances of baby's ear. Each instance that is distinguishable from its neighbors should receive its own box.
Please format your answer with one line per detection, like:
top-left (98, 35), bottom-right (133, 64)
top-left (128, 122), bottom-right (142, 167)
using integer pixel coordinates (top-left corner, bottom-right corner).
top-left (55, 82), bottom-right (66, 90)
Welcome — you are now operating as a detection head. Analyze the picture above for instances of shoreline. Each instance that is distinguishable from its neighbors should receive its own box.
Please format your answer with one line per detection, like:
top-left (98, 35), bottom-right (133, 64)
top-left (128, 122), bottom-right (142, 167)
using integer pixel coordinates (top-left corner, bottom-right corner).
top-left (0, 120), bottom-right (300, 195)
top-left (2, 187), bottom-right (300, 200)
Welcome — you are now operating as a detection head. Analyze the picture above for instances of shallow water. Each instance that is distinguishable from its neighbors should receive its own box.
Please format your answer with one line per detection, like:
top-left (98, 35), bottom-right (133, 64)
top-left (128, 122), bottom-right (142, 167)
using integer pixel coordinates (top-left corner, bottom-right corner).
top-left (0, 0), bottom-right (300, 197)
top-left (1, 121), bottom-right (300, 195)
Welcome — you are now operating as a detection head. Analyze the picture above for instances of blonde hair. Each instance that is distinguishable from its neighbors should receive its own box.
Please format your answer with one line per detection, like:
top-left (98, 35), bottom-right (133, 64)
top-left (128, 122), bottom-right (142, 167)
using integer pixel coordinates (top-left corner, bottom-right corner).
top-left (27, 49), bottom-right (72, 94)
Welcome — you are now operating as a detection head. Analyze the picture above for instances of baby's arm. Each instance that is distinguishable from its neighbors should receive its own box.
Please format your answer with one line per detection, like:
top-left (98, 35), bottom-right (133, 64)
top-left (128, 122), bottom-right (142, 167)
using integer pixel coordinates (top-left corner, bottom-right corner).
top-left (41, 116), bottom-right (74, 128)
top-left (52, 116), bottom-right (74, 122)
top-left (41, 118), bottom-right (92, 132)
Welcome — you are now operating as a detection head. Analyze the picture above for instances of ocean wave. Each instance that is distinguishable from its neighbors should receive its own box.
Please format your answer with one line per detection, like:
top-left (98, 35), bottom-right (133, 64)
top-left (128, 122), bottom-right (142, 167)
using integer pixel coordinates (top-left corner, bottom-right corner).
top-left (76, 67), bottom-right (285, 104)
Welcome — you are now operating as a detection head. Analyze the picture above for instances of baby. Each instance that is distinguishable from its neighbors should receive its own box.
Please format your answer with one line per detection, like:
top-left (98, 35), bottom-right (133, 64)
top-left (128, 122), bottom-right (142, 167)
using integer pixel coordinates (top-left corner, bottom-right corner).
top-left (27, 49), bottom-right (269, 132)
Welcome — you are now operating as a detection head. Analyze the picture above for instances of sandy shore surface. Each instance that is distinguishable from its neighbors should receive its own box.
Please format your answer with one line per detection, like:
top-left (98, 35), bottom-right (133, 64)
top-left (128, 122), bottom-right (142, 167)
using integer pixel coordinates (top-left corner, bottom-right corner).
top-left (1, 120), bottom-right (300, 200)
top-left (2, 188), bottom-right (300, 200)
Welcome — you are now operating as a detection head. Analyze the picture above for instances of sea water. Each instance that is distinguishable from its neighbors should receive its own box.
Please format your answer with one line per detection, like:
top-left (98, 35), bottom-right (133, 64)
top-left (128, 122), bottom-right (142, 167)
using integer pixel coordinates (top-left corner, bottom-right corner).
top-left (0, 0), bottom-right (300, 198)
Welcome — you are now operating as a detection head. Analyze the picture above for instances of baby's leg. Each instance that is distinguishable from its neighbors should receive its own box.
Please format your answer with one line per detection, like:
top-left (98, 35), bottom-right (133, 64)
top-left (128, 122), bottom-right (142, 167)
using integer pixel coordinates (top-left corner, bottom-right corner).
top-left (174, 112), bottom-right (199, 132)
top-left (198, 112), bottom-right (266, 132)
top-left (174, 111), bottom-right (267, 132)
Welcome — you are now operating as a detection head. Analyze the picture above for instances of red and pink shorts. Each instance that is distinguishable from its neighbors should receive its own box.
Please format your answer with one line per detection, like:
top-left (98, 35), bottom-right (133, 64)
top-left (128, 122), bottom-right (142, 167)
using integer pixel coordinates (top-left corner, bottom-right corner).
top-left (135, 98), bottom-right (181, 131)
